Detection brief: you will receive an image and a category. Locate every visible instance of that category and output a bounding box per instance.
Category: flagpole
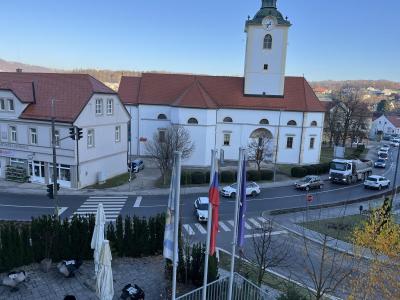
[202,149,216,300]
[172,151,182,300]
[228,147,244,299]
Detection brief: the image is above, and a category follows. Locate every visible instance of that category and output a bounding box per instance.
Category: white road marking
[248,218,261,228]
[73,196,127,222]
[244,230,288,239]
[133,196,143,208]
[57,207,68,216]
[244,221,252,230]
[183,224,195,235]
[227,220,235,227]
[194,223,207,234]
[87,196,128,199]
[257,216,267,223]
[219,221,231,232]
[0,204,58,209]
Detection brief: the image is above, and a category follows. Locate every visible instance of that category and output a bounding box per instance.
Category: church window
[286,137,294,149]
[223,117,233,123]
[311,121,318,127]
[223,134,231,146]
[263,34,272,49]
[310,137,315,149]
[157,114,167,120]
[188,118,198,124]
[287,120,297,126]
[263,64,269,70]
[158,130,166,143]
[260,119,269,125]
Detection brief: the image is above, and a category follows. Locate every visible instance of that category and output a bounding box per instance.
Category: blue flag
[237,158,247,248]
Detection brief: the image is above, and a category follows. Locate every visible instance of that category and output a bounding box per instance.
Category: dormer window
[8,99,14,111]
[263,34,272,49]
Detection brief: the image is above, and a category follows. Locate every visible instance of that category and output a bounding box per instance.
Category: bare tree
[300,233,355,300]
[244,219,289,286]
[248,135,272,172]
[145,125,194,184]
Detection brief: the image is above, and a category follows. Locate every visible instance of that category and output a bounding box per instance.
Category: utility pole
[391,146,400,209]
[51,99,59,216]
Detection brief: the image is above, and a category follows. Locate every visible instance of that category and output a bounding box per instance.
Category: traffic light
[69,127,76,140]
[77,127,83,140]
[46,184,54,199]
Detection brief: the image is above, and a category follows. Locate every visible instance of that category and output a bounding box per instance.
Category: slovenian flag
[209,164,219,256]
[237,158,247,248]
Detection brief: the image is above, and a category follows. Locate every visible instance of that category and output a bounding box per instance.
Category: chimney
[16,68,22,73]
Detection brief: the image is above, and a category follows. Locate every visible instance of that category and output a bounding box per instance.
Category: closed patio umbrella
[91,203,106,276]
[96,240,114,300]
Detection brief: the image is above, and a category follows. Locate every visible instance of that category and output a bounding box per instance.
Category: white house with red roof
[118,0,325,167]
[0,72,130,188]
[371,114,400,137]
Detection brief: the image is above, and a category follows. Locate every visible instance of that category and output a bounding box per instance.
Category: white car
[378,147,389,156]
[381,144,390,150]
[364,175,390,190]
[391,138,400,147]
[194,197,209,222]
[221,182,261,198]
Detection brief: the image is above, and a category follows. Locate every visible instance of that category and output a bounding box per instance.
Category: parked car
[294,175,324,191]
[364,175,390,190]
[131,159,144,173]
[378,152,389,160]
[381,144,390,150]
[374,159,387,168]
[194,197,209,222]
[220,182,261,198]
[391,138,400,147]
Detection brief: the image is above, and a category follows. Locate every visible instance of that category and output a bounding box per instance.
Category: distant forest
[310,80,400,91]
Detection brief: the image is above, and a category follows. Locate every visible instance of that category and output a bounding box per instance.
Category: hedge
[290,163,330,178]
[291,167,308,178]
[0,214,165,273]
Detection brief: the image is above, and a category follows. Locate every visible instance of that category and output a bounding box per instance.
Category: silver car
[295,175,324,191]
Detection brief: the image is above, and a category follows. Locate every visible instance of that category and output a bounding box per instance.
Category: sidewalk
[264,198,386,259]
[0,175,323,196]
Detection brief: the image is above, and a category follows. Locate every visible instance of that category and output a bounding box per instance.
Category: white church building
[118,0,325,167]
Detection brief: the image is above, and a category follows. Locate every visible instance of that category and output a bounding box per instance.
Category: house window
[54,130,60,147]
[286,137,294,149]
[87,129,95,148]
[157,114,167,120]
[310,137,315,149]
[95,99,103,115]
[223,117,233,123]
[263,34,272,49]
[106,99,114,115]
[30,128,38,145]
[223,133,231,146]
[311,121,318,127]
[158,130,166,143]
[287,120,297,126]
[263,64,269,70]
[9,126,17,143]
[188,118,198,124]
[260,119,269,125]
[0,99,5,111]
[8,99,14,111]
[115,126,121,142]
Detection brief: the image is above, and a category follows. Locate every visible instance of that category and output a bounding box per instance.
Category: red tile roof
[387,115,400,128]
[118,73,325,112]
[0,72,115,123]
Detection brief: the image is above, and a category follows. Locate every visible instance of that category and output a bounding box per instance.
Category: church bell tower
[244,0,291,96]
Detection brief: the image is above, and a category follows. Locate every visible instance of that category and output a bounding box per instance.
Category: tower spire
[262,0,277,8]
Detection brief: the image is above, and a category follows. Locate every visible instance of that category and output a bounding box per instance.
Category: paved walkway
[265,198,387,259]
[0,257,167,300]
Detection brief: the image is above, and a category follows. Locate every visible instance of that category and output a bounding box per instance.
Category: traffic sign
[307,194,313,202]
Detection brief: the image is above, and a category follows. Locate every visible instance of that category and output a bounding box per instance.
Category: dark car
[294,175,324,191]
[131,159,144,173]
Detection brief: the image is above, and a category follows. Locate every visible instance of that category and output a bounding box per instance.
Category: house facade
[370,114,400,138]
[0,73,130,188]
[118,0,325,166]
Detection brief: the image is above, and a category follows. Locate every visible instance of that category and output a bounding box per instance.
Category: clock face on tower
[262,17,275,31]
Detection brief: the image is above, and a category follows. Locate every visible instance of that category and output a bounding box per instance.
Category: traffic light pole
[51,99,59,217]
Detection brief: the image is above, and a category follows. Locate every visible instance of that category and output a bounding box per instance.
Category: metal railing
[176,272,270,300]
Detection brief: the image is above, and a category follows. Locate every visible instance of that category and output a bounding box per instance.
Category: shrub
[291,167,307,178]
[357,144,366,152]
[181,170,192,185]
[260,169,274,181]
[191,171,206,185]
[303,165,316,175]
[220,170,236,183]
[277,285,308,300]
[247,170,261,181]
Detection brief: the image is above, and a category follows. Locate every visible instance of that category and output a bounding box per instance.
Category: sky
[0,0,399,82]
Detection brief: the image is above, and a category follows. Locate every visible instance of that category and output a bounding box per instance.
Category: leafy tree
[377,99,391,113]
[350,205,400,299]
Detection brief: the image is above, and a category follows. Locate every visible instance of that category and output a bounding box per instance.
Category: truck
[329,159,373,184]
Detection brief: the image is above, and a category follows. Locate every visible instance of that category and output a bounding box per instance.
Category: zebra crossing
[73,196,128,222]
[183,216,273,237]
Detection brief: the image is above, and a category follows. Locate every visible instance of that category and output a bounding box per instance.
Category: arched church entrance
[249,128,274,162]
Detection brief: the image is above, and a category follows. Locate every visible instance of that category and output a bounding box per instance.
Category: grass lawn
[300,214,368,243]
[86,172,131,189]
[218,250,312,299]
